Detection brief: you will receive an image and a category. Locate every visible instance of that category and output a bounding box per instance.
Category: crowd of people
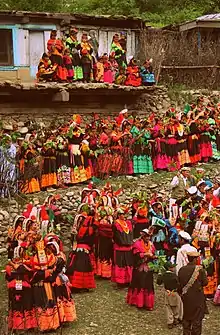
[37,27,156,86]
[0,96,219,197]
[6,167,220,333]
[6,195,76,332]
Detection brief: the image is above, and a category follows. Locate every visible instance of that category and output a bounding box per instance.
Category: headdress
[35,240,47,267]
[152,217,166,228]
[13,215,25,230]
[46,241,60,256]
[120,108,128,115]
[22,218,33,232]
[73,114,81,125]
[117,205,129,215]
[13,246,22,260]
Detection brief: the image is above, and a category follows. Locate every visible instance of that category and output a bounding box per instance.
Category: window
[0,29,13,66]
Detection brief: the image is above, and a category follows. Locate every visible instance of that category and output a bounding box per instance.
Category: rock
[126,176,138,181]
[148,184,158,189]
[18,127,29,134]
[11,213,17,220]
[8,199,17,206]
[63,246,69,253]
[18,121,25,127]
[89,322,98,327]
[61,208,68,214]
[0,248,7,254]
[0,214,3,221]
[0,210,10,220]
[126,176,134,180]
[0,237,4,242]
[62,201,71,207]
[66,192,74,197]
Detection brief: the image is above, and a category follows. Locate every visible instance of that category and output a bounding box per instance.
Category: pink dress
[103,61,113,83]
[127,239,155,309]
[214,286,220,305]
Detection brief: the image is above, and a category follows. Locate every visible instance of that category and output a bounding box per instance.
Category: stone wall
[0,86,169,127]
[1,86,220,129]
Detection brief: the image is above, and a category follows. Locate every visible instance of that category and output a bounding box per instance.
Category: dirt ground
[0,272,219,335]
[68,279,219,335]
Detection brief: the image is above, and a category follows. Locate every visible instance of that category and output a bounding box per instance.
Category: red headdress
[22,203,33,218]
[72,114,82,125]
[40,206,49,221]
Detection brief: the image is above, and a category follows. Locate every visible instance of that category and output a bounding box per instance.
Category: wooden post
[156,47,165,85]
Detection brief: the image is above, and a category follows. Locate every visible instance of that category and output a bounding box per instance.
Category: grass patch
[0,276,219,335]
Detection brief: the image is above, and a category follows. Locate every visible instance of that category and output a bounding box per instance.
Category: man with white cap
[176,231,197,274]
[196,180,206,200]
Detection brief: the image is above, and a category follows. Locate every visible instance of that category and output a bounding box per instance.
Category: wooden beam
[197,21,220,29]
[179,21,197,32]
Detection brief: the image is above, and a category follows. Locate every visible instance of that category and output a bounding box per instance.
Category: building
[0,10,144,82]
[142,14,220,89]
[178,13,220,32]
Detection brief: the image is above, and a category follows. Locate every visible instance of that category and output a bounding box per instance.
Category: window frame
[0,28,13,66]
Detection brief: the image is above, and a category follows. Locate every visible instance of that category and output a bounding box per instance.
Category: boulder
[0,210,10,220]
[0,248,7,254]
[66,192,74,198]
[148,184,158,189]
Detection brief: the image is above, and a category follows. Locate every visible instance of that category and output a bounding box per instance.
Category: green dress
[131,127,154,174]
[110,42,126,68]
[65,37,83,80]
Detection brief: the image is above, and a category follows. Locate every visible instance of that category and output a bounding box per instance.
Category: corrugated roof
[197,13,220,21]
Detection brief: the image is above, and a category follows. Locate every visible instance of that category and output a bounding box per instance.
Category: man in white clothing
[176,231,198,274]
[169,167,191,220]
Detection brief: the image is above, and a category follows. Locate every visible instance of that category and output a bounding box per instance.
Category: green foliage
[148,255,167,273]
[1,0,220,25]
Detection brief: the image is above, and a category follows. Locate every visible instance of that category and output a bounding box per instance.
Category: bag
[182,265,202,295]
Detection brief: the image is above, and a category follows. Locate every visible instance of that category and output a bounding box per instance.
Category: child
[115,67,126,85]
[140,59,156,86]
[157,261,183,329]
[109,52,118,82]
[214,284,220,305]
[103,53,113,84]
[96,56,104,82]
[63,48,74,82]
[80,33,93,83]
[125,57,141,87]
[37,53,56,82]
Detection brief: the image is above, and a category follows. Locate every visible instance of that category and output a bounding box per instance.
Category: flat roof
[0,10,145,29]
